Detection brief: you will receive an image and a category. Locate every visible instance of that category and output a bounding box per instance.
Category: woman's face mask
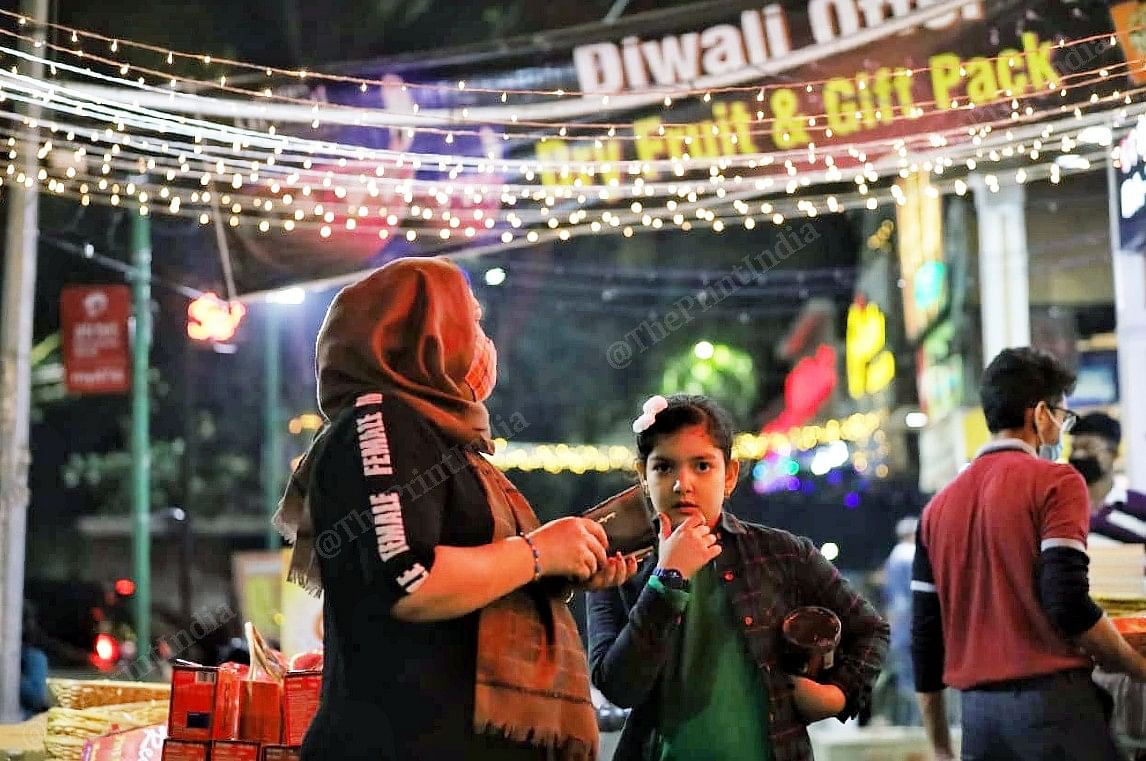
[465,334,498,402]
[463,295,497,402]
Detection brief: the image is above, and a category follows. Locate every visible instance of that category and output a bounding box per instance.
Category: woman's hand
[790,676,846,723]
[579,552,641,591]
[527,517,609,581]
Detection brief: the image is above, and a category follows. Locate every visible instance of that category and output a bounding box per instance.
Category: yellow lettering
[856,72,877,128]
[929,53,962,109]
[893,68,915,117]
[535,141,568,186]
[663,126,688,159]
[995,48,1028,95]
[872,68,896,124]
[726,101,759,152]
[770,87,809,147]
[570,144,595,187]
[1022,32,1057,90]
[964,57,998,105]
[633,116,665,177]
[596,140,623,185]
[682,123,703,158]
[695,121,721,158]
[711,102,738,155]
[823,78,858,136]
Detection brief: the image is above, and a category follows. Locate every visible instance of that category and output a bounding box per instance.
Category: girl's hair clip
[632,395,669,433]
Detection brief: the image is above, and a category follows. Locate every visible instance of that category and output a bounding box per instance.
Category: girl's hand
[790,676,845,723]
[656,510,720,579]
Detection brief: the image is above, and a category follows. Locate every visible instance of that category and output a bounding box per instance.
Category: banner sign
[227,0,1125,294]
[1118,113,1146,253]
[61,285,132,395]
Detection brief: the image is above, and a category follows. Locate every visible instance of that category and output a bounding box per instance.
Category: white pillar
[969,174,1031,365]
[1110,158,1146,490]
[0,0,46,723]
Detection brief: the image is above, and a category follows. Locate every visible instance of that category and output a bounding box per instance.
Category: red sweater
[915,441,1093,690]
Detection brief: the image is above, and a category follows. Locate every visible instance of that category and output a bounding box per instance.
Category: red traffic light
[114,578,136,596]
[187,292,246,342]
[94,632,120,664]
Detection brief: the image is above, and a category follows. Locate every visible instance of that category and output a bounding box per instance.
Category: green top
[653,564,772,761]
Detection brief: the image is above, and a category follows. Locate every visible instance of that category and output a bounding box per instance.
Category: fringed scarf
[273,257,596,760]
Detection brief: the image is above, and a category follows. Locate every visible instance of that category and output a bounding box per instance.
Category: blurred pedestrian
[883,516,919,726]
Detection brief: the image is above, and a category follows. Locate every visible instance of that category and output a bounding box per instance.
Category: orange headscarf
[274,256,492,594]
[316,256,493,452]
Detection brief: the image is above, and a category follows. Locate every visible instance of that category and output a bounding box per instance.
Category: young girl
[588,394,888,761]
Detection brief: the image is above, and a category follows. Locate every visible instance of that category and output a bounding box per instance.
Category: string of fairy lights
[0,12,1138,261]
[285,410,887,474]
[3,28,1129,142]
[7,30,1137,156]
[0,11,1137,147]
[0,3,1023,103]
[0,37,1135,172]
[3,39,1134,179]
[0,4,1129,133]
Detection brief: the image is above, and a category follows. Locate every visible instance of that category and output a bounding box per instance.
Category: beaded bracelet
[519,532,543,582]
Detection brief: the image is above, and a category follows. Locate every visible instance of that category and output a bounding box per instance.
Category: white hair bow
[632,395,669,433]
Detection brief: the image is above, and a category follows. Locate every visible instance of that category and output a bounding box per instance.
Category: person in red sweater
[911,347,1146,760]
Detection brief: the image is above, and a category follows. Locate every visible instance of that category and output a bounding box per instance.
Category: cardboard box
[239,680,282,745]
[282,671,321,746]
[161,739,210,761]
[168,664,242,741]
[82,725,167,761]
[261,746,301,761]
[211,740,261,761]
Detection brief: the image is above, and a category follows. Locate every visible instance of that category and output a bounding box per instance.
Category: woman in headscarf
[275,257,637,761]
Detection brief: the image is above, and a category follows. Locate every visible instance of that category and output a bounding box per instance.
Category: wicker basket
[46,679,170,710]
[1096,597,1146,620]
[43,700,168,761]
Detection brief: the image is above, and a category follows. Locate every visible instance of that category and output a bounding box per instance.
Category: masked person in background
[1070,412,1146,544]
[275,257,637,761]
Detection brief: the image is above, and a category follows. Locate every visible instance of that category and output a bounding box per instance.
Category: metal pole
[603,0,631,23]
[262,306,282,550]
[0,0,47,723]
[1109,148,1146,490]
[131,201,152,656]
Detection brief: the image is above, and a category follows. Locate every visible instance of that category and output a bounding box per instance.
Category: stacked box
[212,740,262,761]
[261,746,301,761]
[167,665,241,742]
[282,672,321,746]
[238,681,282,745]
[161,739,210,761]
